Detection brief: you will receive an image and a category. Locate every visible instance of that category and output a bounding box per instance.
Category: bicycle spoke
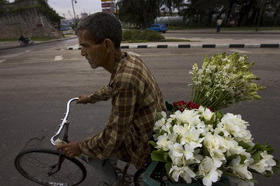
[15,149,86,186]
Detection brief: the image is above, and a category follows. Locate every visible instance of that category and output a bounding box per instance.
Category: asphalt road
[0,40,279,185]
[163,31,280,45]
[164,30,280,39]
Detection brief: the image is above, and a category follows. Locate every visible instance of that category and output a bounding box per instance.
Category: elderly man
[58,12,166,185]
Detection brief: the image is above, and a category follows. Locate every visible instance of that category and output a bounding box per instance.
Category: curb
[66,43,280,50]
[0,36,77,51]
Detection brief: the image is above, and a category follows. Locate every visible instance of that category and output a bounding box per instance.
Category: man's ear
[103,39,114,53]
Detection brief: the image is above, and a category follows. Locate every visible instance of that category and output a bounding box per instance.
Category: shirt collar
[109,52,128,87]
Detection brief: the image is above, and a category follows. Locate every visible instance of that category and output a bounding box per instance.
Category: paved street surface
[164,31,280,45]
[0,39,279,185]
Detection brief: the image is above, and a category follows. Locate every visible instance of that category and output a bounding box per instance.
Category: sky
[8,0,103,19]
[48,0,102,19]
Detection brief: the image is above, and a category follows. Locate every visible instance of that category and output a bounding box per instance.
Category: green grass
[123,29,165,42]
[168,25,280,31]
[165,38,190,42]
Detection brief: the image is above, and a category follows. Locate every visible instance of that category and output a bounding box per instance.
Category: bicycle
[14,98,146,186]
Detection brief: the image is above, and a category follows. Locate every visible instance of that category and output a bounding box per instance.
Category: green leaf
[165,162,172,174]
[171,119,177,126]
[240,155,247,164]
[176,135,182,143]
[170,126,174,134]
[151,150,169,163]
[227,154,239,163]
[215,111,224,121]
[238,141,254,152]
[163,152,171,162]
[253,143,274,154]
[272,159,280,175]
[252,152,262,163]
[156,112,163,120]
[165,101,174,111]
[202,146,210,156]
[148,140,156,148]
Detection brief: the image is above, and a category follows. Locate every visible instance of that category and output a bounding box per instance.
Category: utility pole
[71,0,77,23]
[71,0,78,33]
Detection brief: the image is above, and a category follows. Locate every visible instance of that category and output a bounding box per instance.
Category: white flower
[219,113,253,143]
[156,134,172,151]
[199,157,222,186]
[203,133,226,161]
[231,156,252,180]
[173,124,187,136]
[169,143,184,165]
[172,110,201,126]
[180,126,204,146]
[239,56,245,61]
[199,106,214,121]
[169,165,196,183]
[154,117,166,130]
[222,137,251,158]
[249,151,276,174]
[161,111,167,118]
[183,144,195,160]
[161,122,172,134]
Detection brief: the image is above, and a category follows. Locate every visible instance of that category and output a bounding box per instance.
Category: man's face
[78,30,107,69]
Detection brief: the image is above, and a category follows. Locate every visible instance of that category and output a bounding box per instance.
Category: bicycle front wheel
[15,148,87,186]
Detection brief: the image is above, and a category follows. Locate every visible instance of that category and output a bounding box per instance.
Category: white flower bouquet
[148,53,278,185]
[150,107,279,186]
[190,53,265,111]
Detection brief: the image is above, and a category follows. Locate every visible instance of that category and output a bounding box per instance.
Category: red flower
[173,101,187,111]
[173,101,187,107]
[186,101,200,110]
[208,107,214,112]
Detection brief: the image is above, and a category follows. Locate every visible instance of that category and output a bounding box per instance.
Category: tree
[180,0,229,26]
[118,0,161,28]
[0,0,9,15]
[270,0,280,26]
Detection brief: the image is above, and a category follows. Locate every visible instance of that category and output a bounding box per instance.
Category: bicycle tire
[15,148,87,186]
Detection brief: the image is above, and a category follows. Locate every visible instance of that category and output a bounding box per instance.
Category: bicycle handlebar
[50,97,79,146]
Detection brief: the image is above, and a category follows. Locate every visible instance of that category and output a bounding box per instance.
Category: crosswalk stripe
[54,55,63,61]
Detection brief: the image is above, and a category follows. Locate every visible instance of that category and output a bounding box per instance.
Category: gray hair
[77,12,122,49]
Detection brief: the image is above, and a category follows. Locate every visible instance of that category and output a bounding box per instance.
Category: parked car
[60,25,73,31]
[147,24,168,33]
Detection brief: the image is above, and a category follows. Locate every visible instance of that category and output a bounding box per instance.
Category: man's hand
[77,95,90,104]
[57,142,82,158]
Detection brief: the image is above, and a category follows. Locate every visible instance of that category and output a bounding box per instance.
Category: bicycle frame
[48,97,139,185]
[51,97,79,146]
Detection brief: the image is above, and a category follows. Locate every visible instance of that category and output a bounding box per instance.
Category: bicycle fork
[48,122,70,176]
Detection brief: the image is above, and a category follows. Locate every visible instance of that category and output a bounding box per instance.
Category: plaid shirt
[78,52,166,169]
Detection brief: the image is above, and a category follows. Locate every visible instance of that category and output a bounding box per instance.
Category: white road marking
[127,51,141,57]
[54,55,63,61]
[0,59,7,63]
[229,49,250,54]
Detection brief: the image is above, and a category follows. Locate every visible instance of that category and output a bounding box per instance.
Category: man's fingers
[77,95,90,104]
[57,143,69,150]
